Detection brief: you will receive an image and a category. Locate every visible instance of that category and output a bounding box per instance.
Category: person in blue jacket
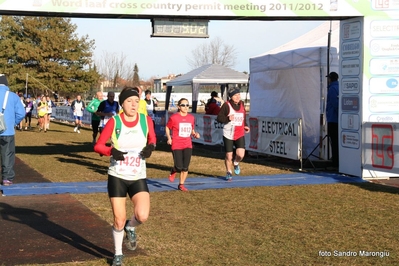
[95,91,119,133]
[326,72,339,168]
[0,75,25,186]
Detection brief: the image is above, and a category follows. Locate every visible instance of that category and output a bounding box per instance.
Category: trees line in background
[0,16,145,99]
[0,16,238,99]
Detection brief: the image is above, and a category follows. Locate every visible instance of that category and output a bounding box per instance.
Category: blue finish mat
[0,172,366,196]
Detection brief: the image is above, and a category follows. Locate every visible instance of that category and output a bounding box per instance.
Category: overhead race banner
[363,122,399,174]
[0,0,391,17]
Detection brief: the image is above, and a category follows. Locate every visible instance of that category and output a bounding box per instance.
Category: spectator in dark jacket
[326,71,339,168]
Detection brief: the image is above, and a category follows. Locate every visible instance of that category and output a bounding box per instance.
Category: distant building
[139,80,152,91]
[154,74,176,93]
[100,78,152,92]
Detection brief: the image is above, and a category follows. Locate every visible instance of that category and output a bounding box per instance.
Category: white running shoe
[77,130,80,134]
[74,127,77,132]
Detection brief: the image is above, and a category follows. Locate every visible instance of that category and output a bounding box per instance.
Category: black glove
[111,148,127,161]
[140,144,155,159]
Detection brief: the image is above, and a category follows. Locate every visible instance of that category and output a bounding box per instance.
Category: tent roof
[250,46,339,73]
[166,64,248,86]
[265,21,340,55]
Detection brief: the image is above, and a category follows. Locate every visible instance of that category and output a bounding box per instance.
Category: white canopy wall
[249,46,339,159]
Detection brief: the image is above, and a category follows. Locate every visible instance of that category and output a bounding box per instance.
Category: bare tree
[187,37,237,69]
[96,51,133,89]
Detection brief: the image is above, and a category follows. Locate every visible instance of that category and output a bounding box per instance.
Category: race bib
[101,115,112,127]
[114,150,143,175]
[75,110,83,117]
[231,113,244,126]
[178,122,192,138]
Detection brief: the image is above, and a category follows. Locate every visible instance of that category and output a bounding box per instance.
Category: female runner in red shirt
[165,98,200,191]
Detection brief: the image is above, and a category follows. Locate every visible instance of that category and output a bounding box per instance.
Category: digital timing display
[151,19,209,38]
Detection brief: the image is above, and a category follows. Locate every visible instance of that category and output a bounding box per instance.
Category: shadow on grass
[16,142,94,155]
[0,202,113,261]
[32,129,82,134]
[146,179,178,191]
[56,156,108,175]
[155,141,224,159]
[349,181,399,195]
[16,141,108,175]
[156,141,298,174]
[146,161,221,179]
[146,162,172,173]
[302,171,399,195]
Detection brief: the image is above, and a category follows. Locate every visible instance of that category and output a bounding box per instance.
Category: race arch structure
[1,0,398,179]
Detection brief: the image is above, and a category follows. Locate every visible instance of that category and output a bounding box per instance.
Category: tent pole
[327,21,332,75]
[165,86,172,111]
[221,84,226,99]
[326,21,333,161]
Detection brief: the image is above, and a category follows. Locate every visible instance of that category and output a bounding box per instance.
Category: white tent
[166,63,249,86]
[249,45,339,160]
[165,64,248,112]
[267,21,340,54]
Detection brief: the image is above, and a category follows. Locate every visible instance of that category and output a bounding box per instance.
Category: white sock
[112,226,124,255]
[127,216,142,228]
[233,161,239,166]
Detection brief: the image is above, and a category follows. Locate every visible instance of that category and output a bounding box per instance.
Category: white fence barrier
[190,114,303,160]
[38,106,303,165]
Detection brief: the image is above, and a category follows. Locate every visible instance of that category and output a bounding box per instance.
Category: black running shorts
[107,175,149,198]
[223,136,245,153]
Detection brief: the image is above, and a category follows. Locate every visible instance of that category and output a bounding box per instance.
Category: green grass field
[12,119,399,266]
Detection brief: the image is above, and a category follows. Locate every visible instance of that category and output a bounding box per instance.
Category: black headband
[119,88,139,104]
